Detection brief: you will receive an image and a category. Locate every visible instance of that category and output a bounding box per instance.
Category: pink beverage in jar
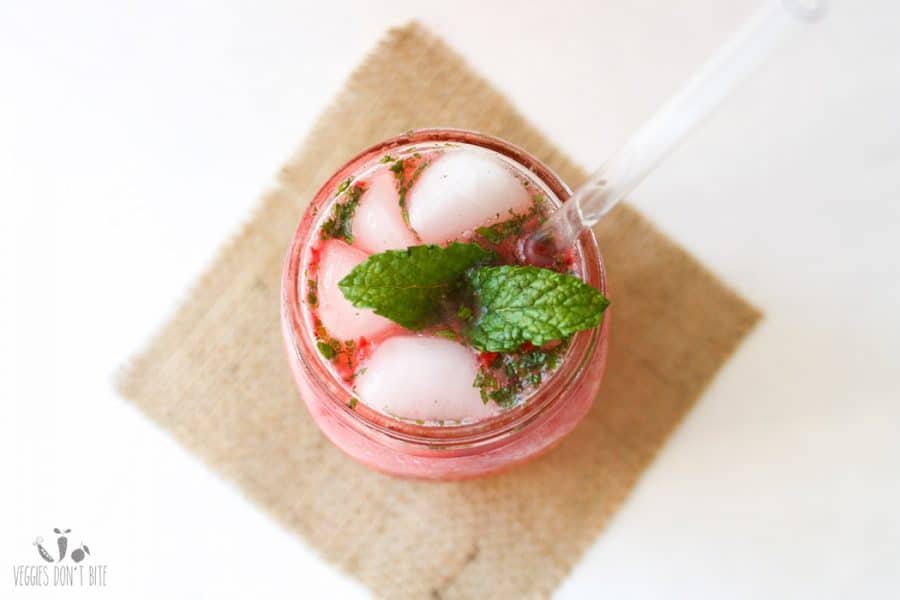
[281,129,609,479]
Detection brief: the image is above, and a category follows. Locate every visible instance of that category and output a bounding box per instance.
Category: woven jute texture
[118,23,761,599]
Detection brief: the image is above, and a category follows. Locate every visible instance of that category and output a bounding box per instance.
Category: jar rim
[281,128,609,449]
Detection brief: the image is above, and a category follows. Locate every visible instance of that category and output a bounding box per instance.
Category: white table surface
[2,1,898,598]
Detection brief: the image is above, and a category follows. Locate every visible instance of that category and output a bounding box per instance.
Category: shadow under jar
[281,129,610,479]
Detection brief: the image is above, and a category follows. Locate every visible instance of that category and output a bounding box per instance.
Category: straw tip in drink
[518,232,559,266]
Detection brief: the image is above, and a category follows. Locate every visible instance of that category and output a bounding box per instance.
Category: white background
[2,0,898,598]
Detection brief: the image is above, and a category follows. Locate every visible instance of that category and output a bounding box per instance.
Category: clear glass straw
[524,0,827,261]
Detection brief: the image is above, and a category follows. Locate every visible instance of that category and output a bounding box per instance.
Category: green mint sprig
[466,266,608,351]
[338,242,608,350]
[338,243,492,329]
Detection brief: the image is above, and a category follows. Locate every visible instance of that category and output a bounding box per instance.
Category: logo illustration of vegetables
[70,544,91,563]
[33,528,90,563]
[53,528,71,561]
[33,537,55,563]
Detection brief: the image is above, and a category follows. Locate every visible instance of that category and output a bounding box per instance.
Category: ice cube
[351,170,418,253]
[313,239,396,341]
[356,336,496,422]
[407,148,532,243]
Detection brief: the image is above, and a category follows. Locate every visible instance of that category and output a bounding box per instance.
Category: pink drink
[281,129,609,479]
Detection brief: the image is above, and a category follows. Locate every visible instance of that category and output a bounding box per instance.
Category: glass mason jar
[281,129,610,479]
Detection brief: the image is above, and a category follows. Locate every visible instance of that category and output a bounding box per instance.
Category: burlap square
[118,23,761,599]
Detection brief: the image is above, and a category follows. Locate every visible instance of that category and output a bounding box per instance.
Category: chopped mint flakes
[321,183,363,243]
[473,369,513,406]
[475,194,548,244]
[316,340,338,360]
[473,343,568,408]
[475,211,528,243]
[306,278,318,306]
[335,177,352,195]
[433,328,459,340]
[383,154,429,230]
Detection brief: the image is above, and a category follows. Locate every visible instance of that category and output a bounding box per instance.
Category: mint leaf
[338,243,492,329]
[466,266,608,352]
